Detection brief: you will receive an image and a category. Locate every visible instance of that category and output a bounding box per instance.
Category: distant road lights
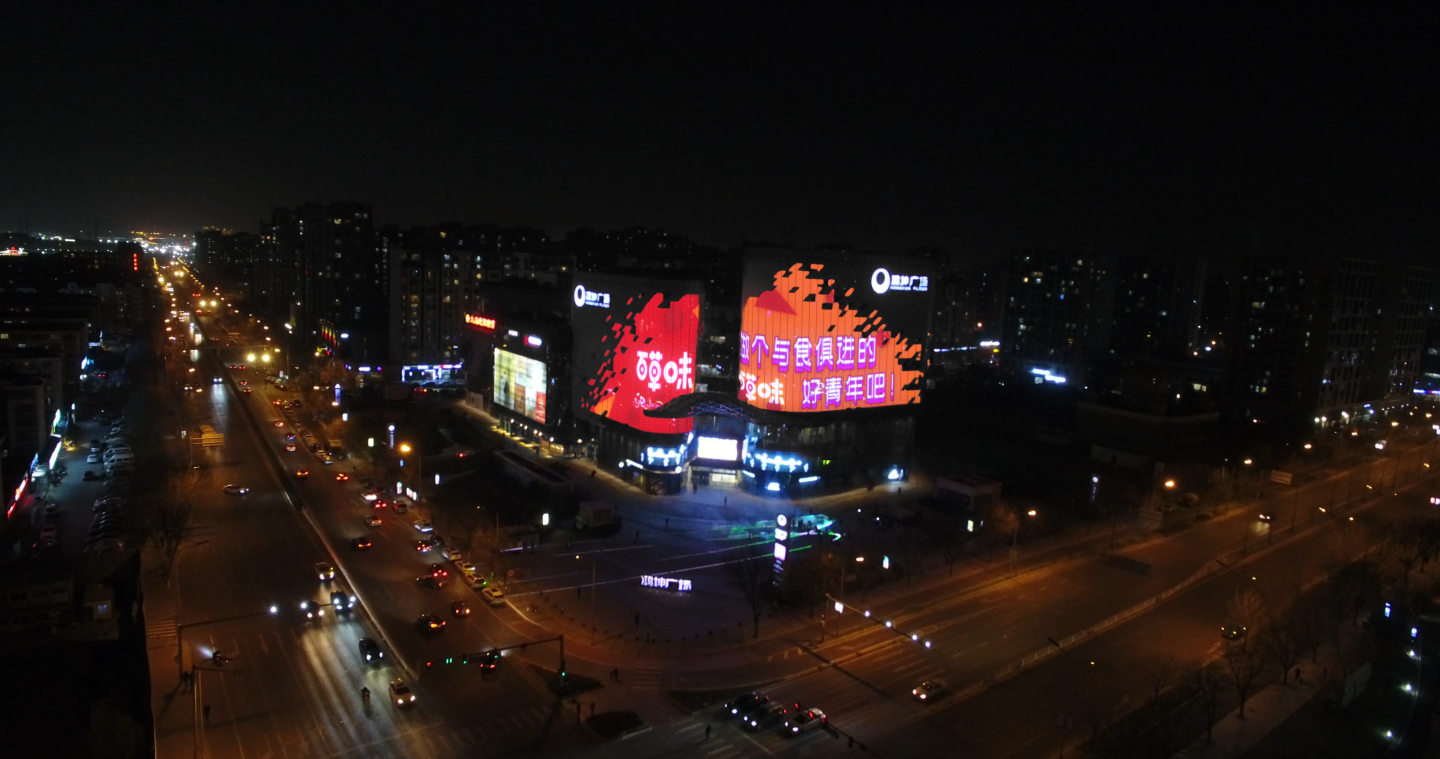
[1163,480,1176,489]
[834,601,844,614]
[1304,443,1313,449]
[1243,459,1253,466]
[924,640,932,649]
[885,620,893,628]
[910,633,919,641]
[246,353,256,362]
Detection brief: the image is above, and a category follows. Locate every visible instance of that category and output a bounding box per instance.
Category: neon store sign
[739,263,924,412]
[465,313,497,332]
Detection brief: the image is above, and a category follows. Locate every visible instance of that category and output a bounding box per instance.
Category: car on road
[295,469,310,479]
[443,547,463,561]
[475,650,500,669]
[330,590,357,612]
[87,453,100,463]
[912,679,946,701]
[452,601,471,617]
[425,564,449,578]
[388,679,415,707]
[286,443,297,452]
[413,519,433,533]
[393,501,408,514]
[352,536,373,550]
[416,614,446,633]
[94,497,123,511]
[481,587,506,607]
[285,433,296,440]
[364,515,383,527]
[241,388,251,394]
[726,692,769,718]
[414,538,436,552]
[43,502,59,517]
[372,499,389,510]
[335,472,350,482]
[1221,623,1247,641]
[222,484,249,495]
[359,637,384,663]
[319,452,334,465]
[784,707,827,735]
[746,702,788,730]
[272,420,285,427]
[361,487,381,501]
[417,575,448,590]
[1257,512,1273,522]
[83,470,102,481]
[299,600,325,619]
[315,562,336,581]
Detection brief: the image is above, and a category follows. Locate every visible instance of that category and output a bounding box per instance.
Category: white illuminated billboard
[696,436,739,461]
[493,348,548,424]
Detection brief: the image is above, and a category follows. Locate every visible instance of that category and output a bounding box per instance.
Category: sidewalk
[1174,661,1328,759]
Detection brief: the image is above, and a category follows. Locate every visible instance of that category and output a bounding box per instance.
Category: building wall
[1000,249,1108,384]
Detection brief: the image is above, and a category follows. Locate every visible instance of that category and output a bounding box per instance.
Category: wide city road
[151,299,593,759]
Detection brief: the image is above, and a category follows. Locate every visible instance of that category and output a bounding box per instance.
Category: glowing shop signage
[870,267,929,294]
[465,313,497,332]
[640,575,692,591]
[573,284,611,309]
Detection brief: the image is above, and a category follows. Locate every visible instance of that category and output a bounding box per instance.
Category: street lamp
[1010,509,1037,574]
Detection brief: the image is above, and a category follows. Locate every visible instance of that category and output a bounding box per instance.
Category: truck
[575,500,616,530]
[326,438,346,459]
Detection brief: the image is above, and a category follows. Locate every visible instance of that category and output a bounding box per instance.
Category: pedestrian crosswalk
[630,659,662,690]
[146,619,177,639]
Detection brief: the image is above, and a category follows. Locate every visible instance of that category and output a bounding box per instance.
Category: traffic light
[461,654,469,665]
[559,659,567,679]
[425,661,433,669]
[444,656,455,665]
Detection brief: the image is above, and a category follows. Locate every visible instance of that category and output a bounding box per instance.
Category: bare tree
[730,546,774,638]
[928,518,972,576]
[1188,663,1225,744]
[1136,655,1179,707]
[1227,589,1268,650]
[147,487,194,588]
[889,528,929,585]
[1257,620,1304,684]
[1224,648,1269,719]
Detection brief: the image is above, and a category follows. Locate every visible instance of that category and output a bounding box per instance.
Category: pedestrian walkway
[629,659,663,691]
[1173,661,1325,759]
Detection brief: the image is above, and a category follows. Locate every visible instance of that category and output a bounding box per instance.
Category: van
[106,453,135,467]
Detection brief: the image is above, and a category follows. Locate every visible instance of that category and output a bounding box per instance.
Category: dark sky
[4,3,1437,263]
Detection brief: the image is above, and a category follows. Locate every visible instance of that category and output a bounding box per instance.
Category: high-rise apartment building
[1000,250,1108,385]
[193,228,260,295]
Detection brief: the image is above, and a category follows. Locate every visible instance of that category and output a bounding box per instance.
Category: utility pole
[589,561,597,646]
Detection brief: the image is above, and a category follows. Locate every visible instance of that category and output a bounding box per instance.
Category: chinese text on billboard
[739,258,927,412]
[573,277,701,434]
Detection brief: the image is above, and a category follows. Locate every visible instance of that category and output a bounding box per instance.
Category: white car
[87,453,100,463]
[912,680,946,701]
[389,679,416,707]
[442,547,463,561]
[315,562,336,581]
[413,520,433,533]
[481,587,506,607]
[222,484,250,495]
[784,707,827,735]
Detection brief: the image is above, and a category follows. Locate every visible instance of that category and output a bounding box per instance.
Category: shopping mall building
[468,250,932,496]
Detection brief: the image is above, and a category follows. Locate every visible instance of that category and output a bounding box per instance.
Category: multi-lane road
[150,308,590,758]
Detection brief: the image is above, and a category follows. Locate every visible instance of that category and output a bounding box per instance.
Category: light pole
[1010,509,1037,575]
[400,443,423,502]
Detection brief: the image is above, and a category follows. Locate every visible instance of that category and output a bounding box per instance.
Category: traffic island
[586,710,648,739]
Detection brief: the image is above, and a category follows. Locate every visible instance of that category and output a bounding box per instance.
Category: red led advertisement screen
[572,275,703,434]
[739,253,930,412]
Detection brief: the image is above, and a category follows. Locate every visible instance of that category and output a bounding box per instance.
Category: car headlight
[409,695,415,701]
[366,654,371,660]
[920,693,927,699]
[396,699,403,705]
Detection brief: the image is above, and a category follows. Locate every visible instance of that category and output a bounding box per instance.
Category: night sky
[5,3,1437,262]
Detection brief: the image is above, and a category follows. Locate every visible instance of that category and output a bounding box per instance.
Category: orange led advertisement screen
[739,253,930,412]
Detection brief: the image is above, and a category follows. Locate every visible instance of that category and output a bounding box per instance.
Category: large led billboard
[571,274,702,434]
[739,252,930,412]
[493,348,547,424]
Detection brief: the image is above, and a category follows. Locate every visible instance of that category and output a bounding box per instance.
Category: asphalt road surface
[156,310,589,759]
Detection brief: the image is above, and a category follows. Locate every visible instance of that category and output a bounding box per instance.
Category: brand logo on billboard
[573,284,611,308]
[870,268,929,294]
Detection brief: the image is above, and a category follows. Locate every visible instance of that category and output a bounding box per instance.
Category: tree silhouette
[730,545,774,638]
